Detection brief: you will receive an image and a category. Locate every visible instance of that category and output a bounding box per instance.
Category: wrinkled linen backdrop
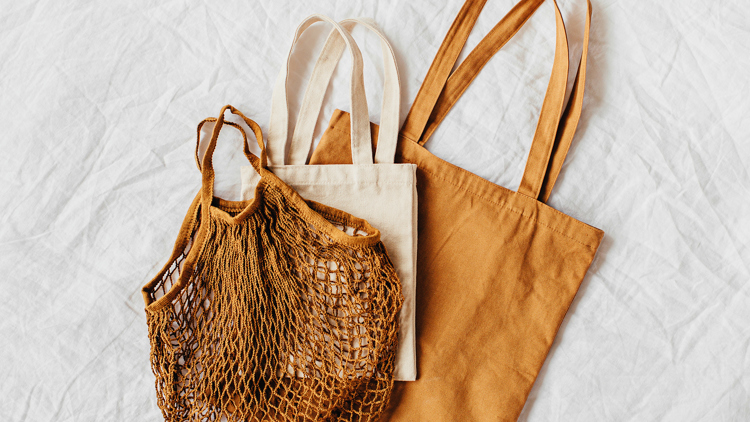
[1,0,748,420]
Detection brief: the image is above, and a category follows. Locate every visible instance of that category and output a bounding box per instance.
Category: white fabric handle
[291,18,401,164]
[268,14,372,166]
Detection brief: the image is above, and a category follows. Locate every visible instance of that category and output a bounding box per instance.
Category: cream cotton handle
[291,18,401,164]
[267,14,372,165]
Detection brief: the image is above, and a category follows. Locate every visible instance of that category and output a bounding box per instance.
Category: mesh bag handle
[198,105,266,216]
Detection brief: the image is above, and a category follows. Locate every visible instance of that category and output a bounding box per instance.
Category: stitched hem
[414,163,601,251]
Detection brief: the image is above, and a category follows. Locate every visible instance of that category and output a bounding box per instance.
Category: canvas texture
[241,17,419,381]
[308,0,603,420]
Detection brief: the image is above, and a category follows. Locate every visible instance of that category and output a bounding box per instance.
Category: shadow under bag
[142,105,402,421]
[309,0,603,420]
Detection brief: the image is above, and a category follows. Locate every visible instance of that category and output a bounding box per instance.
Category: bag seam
[324,121,600,242]
[414,165,599,251]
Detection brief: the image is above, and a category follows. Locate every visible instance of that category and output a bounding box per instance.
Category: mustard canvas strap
[418,0,591,202]
[294,18,401,164]
[514,0,569,200]
[416,0,545,145]
[399,0,489,143]
[538,0,592,202]
[399,0,591,202]
[267,15,372,165]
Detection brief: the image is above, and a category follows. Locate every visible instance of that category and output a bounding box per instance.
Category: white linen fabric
[240,16,418,381]
[1,0,749,420]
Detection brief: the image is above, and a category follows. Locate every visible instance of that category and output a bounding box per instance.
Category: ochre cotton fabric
[142,105,403,421]
[309,0,603,420]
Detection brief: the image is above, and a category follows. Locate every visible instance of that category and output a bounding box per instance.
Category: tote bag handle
[199,105,266,215]
[290,18,401,164]
[399,0,592,202]
[268,15,372,166]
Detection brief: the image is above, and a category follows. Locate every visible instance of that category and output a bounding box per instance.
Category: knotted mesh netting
[144,182,403,421]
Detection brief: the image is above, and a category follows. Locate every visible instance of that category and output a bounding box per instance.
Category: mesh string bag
[141,105,403,421]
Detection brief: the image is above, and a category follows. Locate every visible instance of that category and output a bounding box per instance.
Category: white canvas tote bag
[240,16,418,381]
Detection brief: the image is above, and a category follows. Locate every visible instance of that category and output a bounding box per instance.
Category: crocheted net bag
[141,105,403,421]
